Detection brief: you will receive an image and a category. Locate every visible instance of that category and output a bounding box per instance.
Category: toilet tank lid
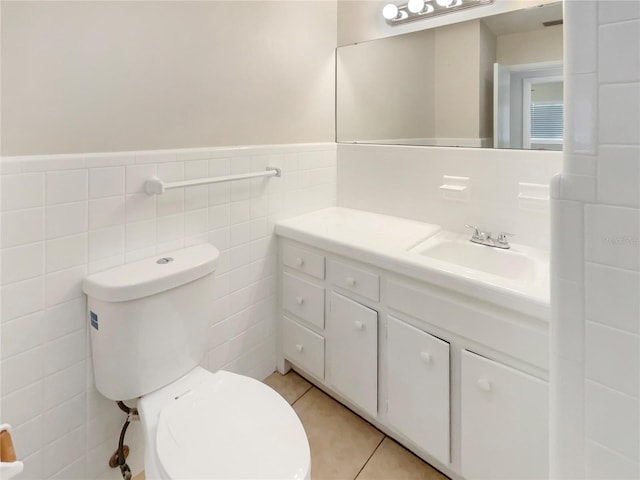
[83,244,219,303]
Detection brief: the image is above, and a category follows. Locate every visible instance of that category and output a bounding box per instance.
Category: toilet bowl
[82,244,310,480]
[139,367,310,480]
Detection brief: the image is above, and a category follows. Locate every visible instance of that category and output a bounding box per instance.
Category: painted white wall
[479,21,498,139]
[0,1,336,156]
[0,144,336,479]
[0,1,338,478]
[337,29,436,142]
[496,24,563,65]
[550,1,640,478]
[433,20,483,140]
[337,144,561,250]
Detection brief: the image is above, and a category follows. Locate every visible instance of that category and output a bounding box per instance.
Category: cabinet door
[461,350,549,480]
[328,292,378,417]
[387,316,450,465]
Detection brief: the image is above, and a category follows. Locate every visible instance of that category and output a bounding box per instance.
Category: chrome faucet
[465,225,513,249]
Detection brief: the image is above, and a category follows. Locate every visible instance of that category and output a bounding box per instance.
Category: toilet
[82,244,310,480]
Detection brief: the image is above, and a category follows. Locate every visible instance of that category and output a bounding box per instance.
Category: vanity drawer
[282,315,325,379]
[327,259,380,302]
[283,244,325,279]
[282,273,325,329]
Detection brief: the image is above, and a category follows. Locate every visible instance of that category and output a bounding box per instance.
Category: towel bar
[146,166,281,195]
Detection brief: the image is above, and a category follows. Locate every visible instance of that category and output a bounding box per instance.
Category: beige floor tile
[293,387,384,480]
[264,370,313,405]
[356,437,448,480]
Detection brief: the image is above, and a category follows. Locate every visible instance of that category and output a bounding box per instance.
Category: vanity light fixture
[382,3,408,20]
[407,0,433,14]
[382,0,494,25]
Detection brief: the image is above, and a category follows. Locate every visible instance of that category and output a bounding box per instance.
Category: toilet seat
[150,370,310,480]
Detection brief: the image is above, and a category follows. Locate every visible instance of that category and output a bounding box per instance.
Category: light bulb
[407,0,425,13]
[435,0,454,6]
[382,3,399,20]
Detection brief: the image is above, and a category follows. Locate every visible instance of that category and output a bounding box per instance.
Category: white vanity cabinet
[327,292,378,417]
[387,316,450,465]
[461,350,549,480]
[277,236,549,480]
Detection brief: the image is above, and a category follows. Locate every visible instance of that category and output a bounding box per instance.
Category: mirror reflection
[336,2,563,150]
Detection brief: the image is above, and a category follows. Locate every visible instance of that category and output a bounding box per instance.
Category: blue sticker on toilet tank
[90,311,99,330]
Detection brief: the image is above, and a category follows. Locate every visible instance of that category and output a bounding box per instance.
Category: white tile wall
[565,0,597,75]
[565,73,598,155]
[598,0,640,25]
[599,83,640,145]
[598,19,640,83]
[47,202,88,239]
[585,262,640,334]
[551,199,585,282]
[89,167,125,199]
[564,153,598,177]
[337,144,562,250]
[585,204,640,270]
[1,243,44,285]
[551,278,584,362]
[550,355,585,479]
[0,142,336,479]
[1,174,45,210]
[551,1,640,477]
[598,145,640,207]
[586,380,639,462]
[586,321,639,397]
[1,208,44,248]
[586,440,640,480]
[558,174,597,203]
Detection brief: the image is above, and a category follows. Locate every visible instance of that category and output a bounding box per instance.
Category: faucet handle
[496,232,515,244]
[466,225,490,241]
[465,224,480,236]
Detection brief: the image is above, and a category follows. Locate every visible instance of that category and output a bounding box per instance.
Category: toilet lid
[155,370,310,480]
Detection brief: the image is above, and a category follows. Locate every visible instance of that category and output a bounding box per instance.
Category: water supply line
[110,401,138,480]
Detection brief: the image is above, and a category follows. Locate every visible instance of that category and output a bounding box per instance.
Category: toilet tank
[83,244,219,401]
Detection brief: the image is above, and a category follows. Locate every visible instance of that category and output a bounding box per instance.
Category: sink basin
[409,231,545,285]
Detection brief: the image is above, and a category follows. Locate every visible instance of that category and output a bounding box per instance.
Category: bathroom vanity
[276,208,549,480]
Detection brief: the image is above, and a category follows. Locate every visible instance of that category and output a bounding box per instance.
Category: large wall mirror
[336,2,563,150]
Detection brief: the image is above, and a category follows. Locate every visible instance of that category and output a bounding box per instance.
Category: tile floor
[133,370,447,480]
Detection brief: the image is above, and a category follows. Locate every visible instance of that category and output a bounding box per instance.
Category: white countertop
[275,207,550,321]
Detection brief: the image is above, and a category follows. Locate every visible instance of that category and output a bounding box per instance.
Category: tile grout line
[352,435,386,480]
[286,379,388,480]
[291,383,314,406]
